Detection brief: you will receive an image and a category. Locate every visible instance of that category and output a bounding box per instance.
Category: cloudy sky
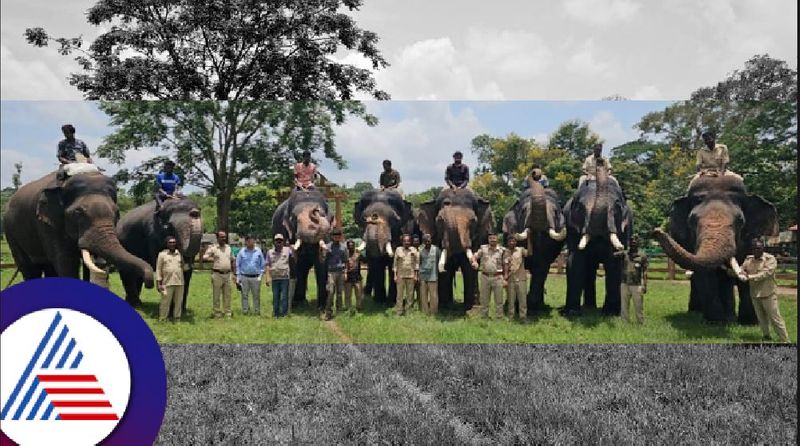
[1,101,670,192]
[1,0,797,100]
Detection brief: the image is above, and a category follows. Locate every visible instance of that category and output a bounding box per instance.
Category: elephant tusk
[685,269,694,278]
[578,234,590,250]
[293,240,302,251]
[466,248,475,262]
[609,233,625,251]
[549,228,567,241]
[385,242,394,257]
[515,228,529,240]
[81,249,105,274]
[438,249,447,273]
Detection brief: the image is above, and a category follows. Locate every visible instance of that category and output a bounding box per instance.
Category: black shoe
[559,307,582,317]
[762,335,772,342]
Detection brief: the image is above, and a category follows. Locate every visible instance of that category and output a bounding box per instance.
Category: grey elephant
[416,188,494,311]
[354,189,414,305]
[271,189,333,309]
[3,171,154,286]
[116,198,202,307]
[502,180,567,314]
[654,175,778,323]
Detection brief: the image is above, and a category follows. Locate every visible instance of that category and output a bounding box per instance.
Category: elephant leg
[563,251,583,313]
[528,264,548,314]
[439,257,455,309]
[368,259,386,304]
[363,269,373,297]
[120,270,144,306]
[42,265,58,278]
[736,281,758,325]
[460,255,477,311]
[386,257,397,306]
[182,269,193,313]
[719,275,736,323]
[19,266,44,281]
[602,258,622,316]
[314,256,328,311]
[583,262,597,309]
[688,275,702,313]
[294,258,312,307]
[701,270,728,323]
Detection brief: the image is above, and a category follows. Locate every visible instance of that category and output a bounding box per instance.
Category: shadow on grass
[664,311,738,339]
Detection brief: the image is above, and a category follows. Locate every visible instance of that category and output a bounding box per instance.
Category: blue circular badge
[0,278,166,445]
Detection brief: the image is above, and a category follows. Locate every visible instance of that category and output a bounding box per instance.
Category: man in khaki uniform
[578,143,618,188]
[393,235,419,316]
[617,237,648,323]
[471,233,506,319]
[202,231,236,318]
[739,239,790,343]
[503,237,528,320]
[690,128,742,187]
[418,234,440,315]
[156,236,185,322]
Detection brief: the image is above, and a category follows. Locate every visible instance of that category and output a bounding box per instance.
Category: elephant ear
[502,210,519,235]
[36,178,64,229]
[743,194,779,239]
[668,196,692,249]
[476,201,495,246]
[417,201,438,241]
[401,200,414,226]
[353,197,368,228]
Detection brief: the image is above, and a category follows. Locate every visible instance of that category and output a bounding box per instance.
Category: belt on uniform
[241,274,259,278]
[212,269,231,274]
[481,271,503,277]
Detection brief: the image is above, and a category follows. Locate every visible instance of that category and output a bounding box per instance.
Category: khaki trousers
[506,279,527,319]
[212,271,233,318]
[752,294,790,343]
[159,285,184,321]
[420,281,439,315]
[620,283,644,323]
[479,274,505,318]
[326,271,346,314]
[395,277,416,314]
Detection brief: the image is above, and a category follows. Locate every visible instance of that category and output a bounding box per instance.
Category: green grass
[2,267,795,344]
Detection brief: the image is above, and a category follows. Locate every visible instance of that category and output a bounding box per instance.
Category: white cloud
[0,149,55,187]
[563,0,641,25]
[589,110,633,150]
[373,38,504,100]
[0,43,81,100]
[566,40,609,76]
[464,28,552,80]
[631,85,662,100]
[320,103,487,192]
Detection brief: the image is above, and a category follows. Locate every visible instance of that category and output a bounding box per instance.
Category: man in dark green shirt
[616,237,648,323]
[379,160,402,191]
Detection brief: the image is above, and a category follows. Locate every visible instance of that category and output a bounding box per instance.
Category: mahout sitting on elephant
[353,188,414,306]
[416,188,493,312]
[3,170,154,287]
[271,188,333,309]
[117,197,202,307]
[562,163,633,316]
[654,174,778,323]
[502,178,567,314]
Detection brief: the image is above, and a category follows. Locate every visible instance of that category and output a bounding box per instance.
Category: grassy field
[157,344,797,444]
[2,267,795,344]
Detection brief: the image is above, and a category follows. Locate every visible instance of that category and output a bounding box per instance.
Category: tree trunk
[216,189,233,232]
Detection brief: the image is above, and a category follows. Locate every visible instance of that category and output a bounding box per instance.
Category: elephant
[353,189,414,305]
[3,171,154,287]
[417,188,494,311]
[562,164,633,316]
[502,180,567,314]
[116,198,203,307]
[653,174,778,323]
[272,189,333,309]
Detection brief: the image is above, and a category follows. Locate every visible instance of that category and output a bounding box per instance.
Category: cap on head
[422,233,432,242]
[274,233,284,241]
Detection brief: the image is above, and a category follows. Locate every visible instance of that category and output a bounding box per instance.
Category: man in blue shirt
[155,160,183,211]
[236,234,266,316]
[57,124,93,165]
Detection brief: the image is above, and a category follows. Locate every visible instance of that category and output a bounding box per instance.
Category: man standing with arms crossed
[236,234,265,316]
[202,231,236,319]
[471,233,506,320]
[503,236,528,321]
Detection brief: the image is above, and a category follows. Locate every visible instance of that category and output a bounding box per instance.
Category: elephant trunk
[589,165,611,236]
[654,222,737,271]
[80,222,155,288]
[296,206,331,244]
[527,181,550,233]
[439,208,473,254]
[181,210,202,261]
[364,215,391,257]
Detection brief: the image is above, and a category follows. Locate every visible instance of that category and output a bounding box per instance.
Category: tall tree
[25,0,389,100]
[547,120,603,160]
[99,101,378,230]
